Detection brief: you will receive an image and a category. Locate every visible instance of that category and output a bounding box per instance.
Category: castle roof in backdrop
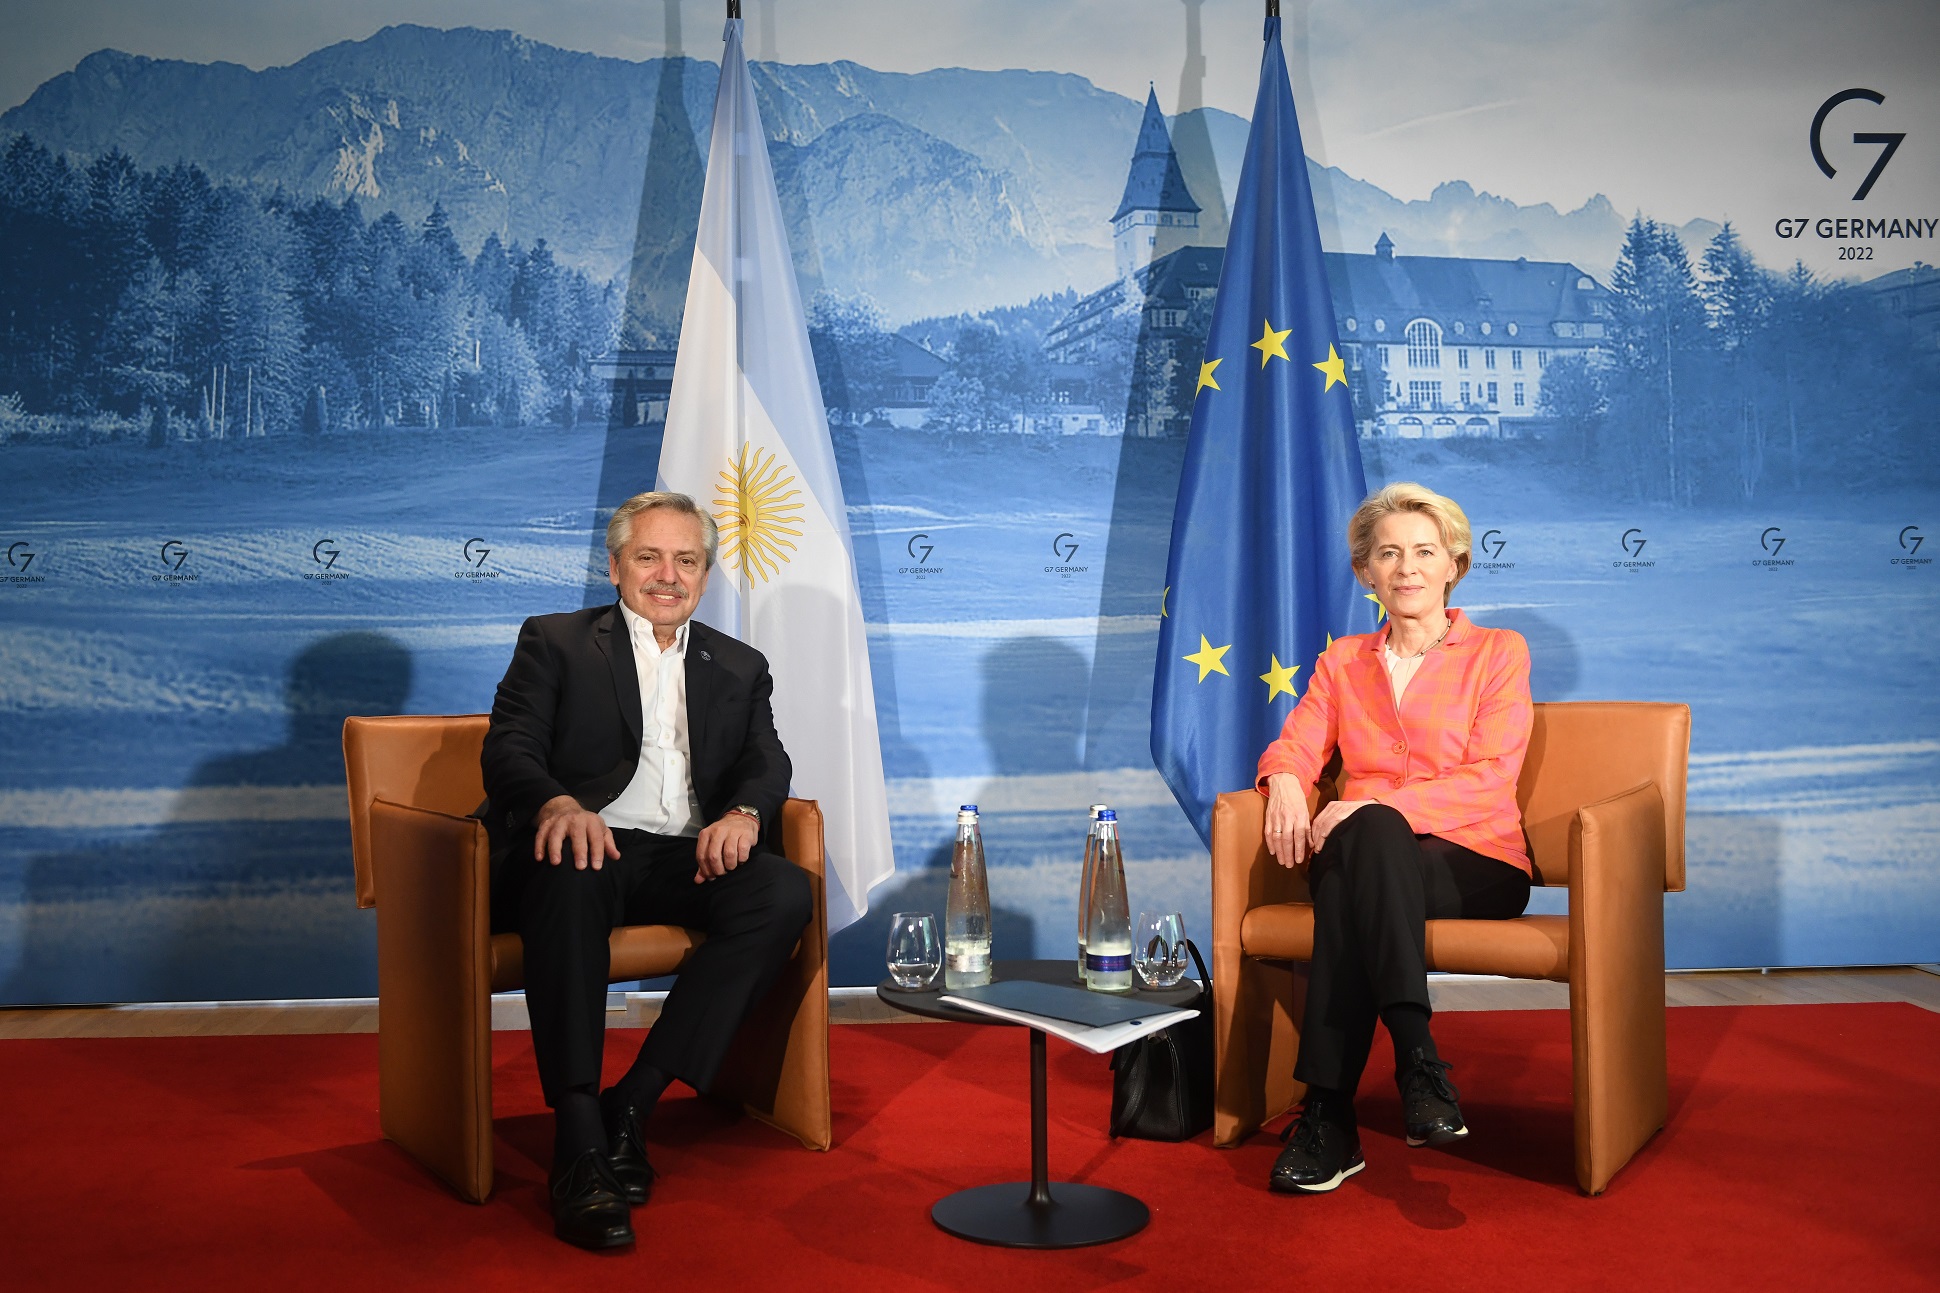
[1113,87,1202,223]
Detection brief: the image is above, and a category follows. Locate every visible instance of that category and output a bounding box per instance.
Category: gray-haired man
[481,491,808,1249]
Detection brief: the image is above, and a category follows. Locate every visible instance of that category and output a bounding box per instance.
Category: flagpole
[726,0,740,18]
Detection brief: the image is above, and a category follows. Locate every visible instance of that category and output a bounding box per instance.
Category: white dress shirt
[600,603,703,837]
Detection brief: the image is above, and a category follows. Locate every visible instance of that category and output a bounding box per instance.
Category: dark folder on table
[947,980,1176,1027]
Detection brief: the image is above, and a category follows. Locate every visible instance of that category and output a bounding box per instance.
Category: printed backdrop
[1,0,1936,1000]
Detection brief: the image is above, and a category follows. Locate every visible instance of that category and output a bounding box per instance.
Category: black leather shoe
[1397,1048,1468,1148]
[600,1091,657,1207]
[548,1149,635,1250]
[1269,1095,1364,1194]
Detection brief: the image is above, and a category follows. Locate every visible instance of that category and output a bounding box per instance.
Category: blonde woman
[1256,482,1534,1194]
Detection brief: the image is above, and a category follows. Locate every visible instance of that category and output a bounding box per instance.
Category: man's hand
[1309,798,1379,854]
[533,795,619,870]
[1263,773,1314,869]
[694,811,759,883]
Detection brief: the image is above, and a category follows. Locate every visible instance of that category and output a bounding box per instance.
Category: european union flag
[1151,15,1374,846]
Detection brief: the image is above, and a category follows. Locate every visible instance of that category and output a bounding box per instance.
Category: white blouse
[1382,645,1429,707]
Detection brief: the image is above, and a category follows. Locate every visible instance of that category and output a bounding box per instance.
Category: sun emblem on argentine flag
[714,444,806,583]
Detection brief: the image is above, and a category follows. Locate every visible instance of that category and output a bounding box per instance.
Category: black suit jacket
[480,603,792,862]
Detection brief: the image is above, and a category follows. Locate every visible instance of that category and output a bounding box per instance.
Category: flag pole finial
[1266,0,1280,16]
[727,0,741,19]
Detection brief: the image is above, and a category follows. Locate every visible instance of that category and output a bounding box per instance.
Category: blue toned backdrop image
[0,0,1935,1001]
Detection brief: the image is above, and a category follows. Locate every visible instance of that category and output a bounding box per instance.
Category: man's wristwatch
[725,804,761,826]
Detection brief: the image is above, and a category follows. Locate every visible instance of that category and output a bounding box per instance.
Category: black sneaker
[1268,1094,1365,1194]
[1396,1048,1468,1147]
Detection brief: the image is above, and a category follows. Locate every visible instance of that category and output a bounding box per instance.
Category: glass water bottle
[1076,803,1106,980]
[1082,809,1133,992]
[944,804,992,988]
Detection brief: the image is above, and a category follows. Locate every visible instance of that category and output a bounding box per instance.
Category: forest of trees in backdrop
[1537,217,1936,504]
[0,135,618,438]
[813,213,1938,502]
[2,129,1933,507]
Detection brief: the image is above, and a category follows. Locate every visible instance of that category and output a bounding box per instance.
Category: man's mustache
[639,582,686,596]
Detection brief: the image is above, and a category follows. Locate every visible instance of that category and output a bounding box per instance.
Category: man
[481,490,811,1250]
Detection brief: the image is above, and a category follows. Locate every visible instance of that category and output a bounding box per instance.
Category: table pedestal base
[878,969,1198,1252]
[930,1182,1149,1249]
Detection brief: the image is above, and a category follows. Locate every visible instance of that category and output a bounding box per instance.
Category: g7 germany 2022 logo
[1810,89,1903,201]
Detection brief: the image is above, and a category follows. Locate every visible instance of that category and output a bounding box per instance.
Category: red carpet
[3,1004,1935,1290]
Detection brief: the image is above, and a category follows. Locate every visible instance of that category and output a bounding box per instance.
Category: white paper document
[938,995,1200,1054]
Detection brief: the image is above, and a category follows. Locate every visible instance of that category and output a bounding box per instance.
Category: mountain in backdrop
[2,24,1704,324]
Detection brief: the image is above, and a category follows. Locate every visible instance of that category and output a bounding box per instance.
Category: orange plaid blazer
[1255,607,1533,874]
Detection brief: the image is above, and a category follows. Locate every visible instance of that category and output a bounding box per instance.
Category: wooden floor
[2,967,1936,1039]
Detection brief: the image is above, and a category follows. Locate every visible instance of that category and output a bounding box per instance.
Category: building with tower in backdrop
[1046,98,1615,440]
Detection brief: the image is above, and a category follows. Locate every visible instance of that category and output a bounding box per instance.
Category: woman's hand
[1263,774,1313,868]
[1309,799,1380,854]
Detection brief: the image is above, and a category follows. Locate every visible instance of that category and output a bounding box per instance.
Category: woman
[1257,482,1533,1195]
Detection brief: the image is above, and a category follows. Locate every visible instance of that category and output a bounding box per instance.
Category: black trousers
[1294,803,1531,1096]
[491,828,813,1107]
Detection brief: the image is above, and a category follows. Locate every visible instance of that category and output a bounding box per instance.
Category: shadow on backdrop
[824,636,1080,985]
[1080,305,1190,774]
[1,632,413,1004]
[1470,606,1581,702]
[581,3,839,600]
[1670,813,1782,970]
[1079,15,1241,775]
[584,0,708,605]
[828,424,933,788]
[1168,0,1232,250]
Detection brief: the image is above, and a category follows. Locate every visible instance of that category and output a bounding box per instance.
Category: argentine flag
[657,18,893,931]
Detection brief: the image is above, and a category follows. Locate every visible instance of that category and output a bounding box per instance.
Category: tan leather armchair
[1211,700,1689,1195]
[342,714,831,1204]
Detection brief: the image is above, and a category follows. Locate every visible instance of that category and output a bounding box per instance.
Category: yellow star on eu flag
[1196,358,1222,396]
[1258,655,1300,702]
[1251,319,1292,367]
[1312,344,1347,390]
[1183,635,1231,682]
[1364,591,1387,623]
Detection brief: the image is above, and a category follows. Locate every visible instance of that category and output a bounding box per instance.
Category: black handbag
[1107,939,1214,1141]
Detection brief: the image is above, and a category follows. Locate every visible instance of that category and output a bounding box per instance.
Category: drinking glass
[885,912,942,989]
[1133,911,1189,989]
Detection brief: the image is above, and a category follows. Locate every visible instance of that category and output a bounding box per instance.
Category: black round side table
[876,958,1202,1249]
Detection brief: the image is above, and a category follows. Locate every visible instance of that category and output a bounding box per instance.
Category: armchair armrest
[368,798,495,1203]
[714,797,832,1151]
[1212,790,1312,956]
[1210,789,1313,1144]
[1567,778,1669,1194]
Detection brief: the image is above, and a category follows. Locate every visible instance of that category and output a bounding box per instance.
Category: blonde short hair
[1347,482,1473,593]
[605,491,720,568]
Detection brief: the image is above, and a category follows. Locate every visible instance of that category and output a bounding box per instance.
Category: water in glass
[886,912,941,989]
[1133,911,1189,989]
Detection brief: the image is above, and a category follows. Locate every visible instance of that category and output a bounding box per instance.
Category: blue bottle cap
[959,804,978,814]
[1098,809,1117,822]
